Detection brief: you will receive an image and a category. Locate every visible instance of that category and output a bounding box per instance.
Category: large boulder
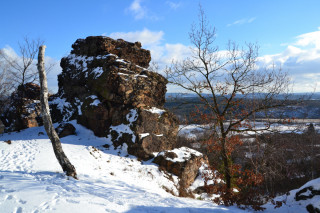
[51,36,179,159]
[153,147,209,193]
[1,83,42,131]
[128,108,179,159]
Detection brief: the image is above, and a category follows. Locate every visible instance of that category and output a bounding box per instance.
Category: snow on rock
[50,97,72,112]
[109,124,136,143]
[139,133,150,139]
[88,95,101,106]
[1,83,42,131]
[153,147,209,193]
[74,98,83,116]
[107,109,138,146]
[157,147,203,163]
[145,107,166,118]
[189,163,215,191]
[49,97,74,122]
[126,109,138,123]
[0,122,245,213]
[92,67,104,78]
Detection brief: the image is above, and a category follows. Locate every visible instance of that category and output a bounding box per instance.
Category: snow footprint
[19,199,27,204]
[39,201,50,210]
[14,207,23,213]
[66,199,80,204]
[5,194,14,200]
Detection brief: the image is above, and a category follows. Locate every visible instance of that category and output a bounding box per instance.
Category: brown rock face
[52,36,178,159]
[128,109,178,159]
[17,83,41,100]
[1,82,42,131]
[55,123,76,138]
[71,36,151,68]
[153,147,209,194]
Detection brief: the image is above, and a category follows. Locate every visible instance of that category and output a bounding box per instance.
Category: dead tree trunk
[37,45,77,179]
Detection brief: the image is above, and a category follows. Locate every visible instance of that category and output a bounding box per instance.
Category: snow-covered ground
[0,121,244,213]
[263,177,320,213]
[1,121,318,212]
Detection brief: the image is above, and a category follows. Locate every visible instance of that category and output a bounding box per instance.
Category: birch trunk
[37,45,77,179]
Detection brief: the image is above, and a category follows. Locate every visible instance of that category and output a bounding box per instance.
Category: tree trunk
[221,137,231,189]
[37,45,77,179]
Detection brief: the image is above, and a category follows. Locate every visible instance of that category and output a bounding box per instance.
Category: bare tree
[165,5,291,192]
[38,45,77,179]
[0,37,42,86]
[0,63,14,114]
[0,37,55,89]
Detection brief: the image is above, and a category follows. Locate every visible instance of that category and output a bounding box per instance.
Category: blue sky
[1,0,320,92]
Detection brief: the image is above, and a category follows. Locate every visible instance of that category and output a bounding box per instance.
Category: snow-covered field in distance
[178,119,320,139]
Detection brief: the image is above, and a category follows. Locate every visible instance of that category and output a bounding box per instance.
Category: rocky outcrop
[51,36,179,159]
[153,147,209,193]
[0,36,207,198]
[55,123,76,138]
[71,37,151,68]
[1,83,42,131]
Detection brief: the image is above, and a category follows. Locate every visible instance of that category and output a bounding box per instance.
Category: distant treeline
[164,94,320,124]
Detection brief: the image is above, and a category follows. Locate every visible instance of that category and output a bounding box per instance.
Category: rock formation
[1,83,42,131]
[55,123,76,138]
[51,36,179,160]
[153,147,209,194]
[0,36,210,197]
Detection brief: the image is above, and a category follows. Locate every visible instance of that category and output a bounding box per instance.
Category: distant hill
[165,93,320,122]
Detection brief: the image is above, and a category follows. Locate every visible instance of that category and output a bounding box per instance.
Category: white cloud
[127,0,159,20]
[108,27,320,93]
[109,28,164,46]
[128,0,146,20]
[227,17,256,27]
[166,1,181,10]
[108,29,191,75]
[258,28,320,92]
[294,29,320,49]
[0,46,61,93]
[0,45,19,61]
[161,43,191,64]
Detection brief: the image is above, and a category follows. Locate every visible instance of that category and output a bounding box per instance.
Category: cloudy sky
[1,0,320,92]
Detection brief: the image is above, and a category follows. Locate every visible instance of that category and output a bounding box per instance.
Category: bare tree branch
[165,5,293,190]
